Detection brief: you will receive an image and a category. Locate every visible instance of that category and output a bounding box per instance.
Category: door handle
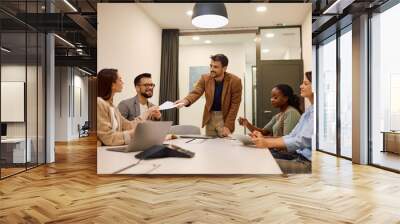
[264,110,271,113]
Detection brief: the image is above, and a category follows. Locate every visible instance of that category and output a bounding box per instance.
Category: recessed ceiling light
[262,49,270,53]
[204,40,212,44]
[192,36,200,41]
[186,10,193,16]
[256,6,267,12]
[265,33,275,38]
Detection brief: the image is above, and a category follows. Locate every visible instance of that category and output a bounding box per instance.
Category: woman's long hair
[97,68,118,101]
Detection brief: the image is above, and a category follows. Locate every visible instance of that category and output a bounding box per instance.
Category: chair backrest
[169,125,201,135]
[82,121,90,129]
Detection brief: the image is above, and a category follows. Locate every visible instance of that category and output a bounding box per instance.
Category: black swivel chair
[78,121,90,138]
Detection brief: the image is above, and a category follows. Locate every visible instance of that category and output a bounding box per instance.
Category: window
[339,28,352,158]
[370,2,400,171]
[317,36,337,154]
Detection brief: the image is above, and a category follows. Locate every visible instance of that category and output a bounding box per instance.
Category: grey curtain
[159,29,179,125]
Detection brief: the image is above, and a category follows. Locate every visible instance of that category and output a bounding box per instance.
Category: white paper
[159,101,183,110]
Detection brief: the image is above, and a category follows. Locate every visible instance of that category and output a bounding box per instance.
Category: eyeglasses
[139,83,156,88]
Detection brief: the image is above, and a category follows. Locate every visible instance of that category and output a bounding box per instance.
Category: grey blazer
[118,96,159,121]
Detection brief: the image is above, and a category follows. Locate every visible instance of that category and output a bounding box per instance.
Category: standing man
[175,54,242,137]
[118,73,161,121]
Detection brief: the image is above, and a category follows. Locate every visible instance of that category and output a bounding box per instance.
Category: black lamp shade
[192,3,229,28]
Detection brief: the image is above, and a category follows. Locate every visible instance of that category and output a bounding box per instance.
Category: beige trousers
[205,111,224,137]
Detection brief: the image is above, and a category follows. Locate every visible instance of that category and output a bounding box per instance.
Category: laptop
[107,121,172,153]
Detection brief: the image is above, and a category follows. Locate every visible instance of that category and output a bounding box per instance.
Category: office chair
[169,125,201,135]
[78,121,90,138]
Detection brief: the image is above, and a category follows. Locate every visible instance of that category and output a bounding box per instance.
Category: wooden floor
[1,136,400,224]
[372,151,400,171]
[1,167,26,178]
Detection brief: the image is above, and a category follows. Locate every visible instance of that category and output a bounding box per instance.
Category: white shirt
[139,103,149,115]
[109,107,119,131]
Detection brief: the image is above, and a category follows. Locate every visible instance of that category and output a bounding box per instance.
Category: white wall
[54,67,69,141]
[302,7,313,107]
[1,64,46,163]
[302,7,312,73]
[179,44,247,134]
[54,67,89,141]
[1,65,37,137]
[71,73,89,138]
[244,41,256,133]
[97,4,162,106]
[301,8,314,150]
[245,63,253,132]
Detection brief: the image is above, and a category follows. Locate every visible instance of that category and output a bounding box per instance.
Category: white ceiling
[180,33,256,65]
[179,27,303,64]
[180,33,256,46]
[138,3,311,30]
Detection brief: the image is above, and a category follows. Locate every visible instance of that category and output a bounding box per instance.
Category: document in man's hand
[159,101,184,110]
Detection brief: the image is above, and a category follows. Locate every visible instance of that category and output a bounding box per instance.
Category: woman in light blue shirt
[251,72,314,174]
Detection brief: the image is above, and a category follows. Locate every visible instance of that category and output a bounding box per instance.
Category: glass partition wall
[339,27,352,159]
[317,35,337,155]
[370,2,400,172]
[0,2,46,179]
[316,26,353,159]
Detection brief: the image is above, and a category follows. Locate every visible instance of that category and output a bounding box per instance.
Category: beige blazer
[97,97,142,146]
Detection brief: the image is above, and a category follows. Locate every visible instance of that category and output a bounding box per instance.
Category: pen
[185,138,195,143]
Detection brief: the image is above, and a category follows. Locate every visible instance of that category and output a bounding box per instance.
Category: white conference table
[97,138,282,175]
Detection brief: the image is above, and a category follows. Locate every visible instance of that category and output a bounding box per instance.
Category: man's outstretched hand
[174,99,189,109]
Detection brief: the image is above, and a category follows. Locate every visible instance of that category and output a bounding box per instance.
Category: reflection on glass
[340,29,352,158]
[0,0,47,179]
[260,27,301,60]
[1,31,28,177]
[371,3,400,171]
[317,37,337,154]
